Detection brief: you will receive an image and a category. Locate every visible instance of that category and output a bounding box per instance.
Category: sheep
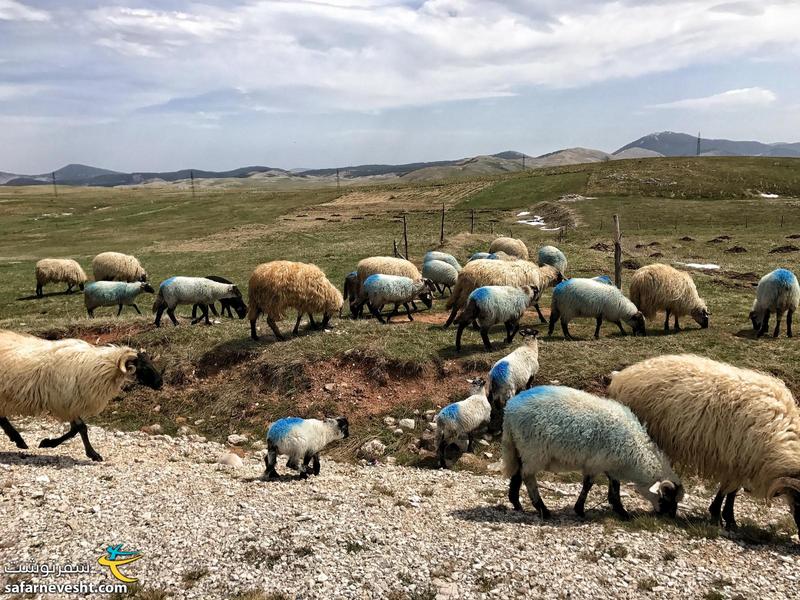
[421,260,459,297]
[0,329,162,461]
[423,251,461,272]
[444,260,562,327]
[486,328,539,432]
[34,258,87,297]
[355,274,434,323]
[263,416,349,479]
[592,275,613,285]
[537,245,568,275]
[469,252,492,262]
[548,278,646,339]
[435,378,490,468]
[84,281,155,317]
[501,385,683,520]
[247,261,343,341]
[608,354,800,534]
[749,268,800,338]
[191,276,248,321]
[454,285,537,352]
[488,251,518,261]
[489,236,529,260]
[92,252,147,283]
[354,256,423,318]
[153,276,242,327]
[343,271,359,310]
[629,264,709,332]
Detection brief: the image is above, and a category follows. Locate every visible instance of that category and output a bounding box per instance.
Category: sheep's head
[466,377,487,396]
[691,306,710,329]
[767,477,800,538]
[521,285,539,303]
[326,416,349,440]
[640,480,684,517]
[139,272,148,282]
[749,310,761,331]
[418,279,435,309]
[79,283,85,291]
[141,282,156,294]
[227,285,243,299]
[232,299,248,319]
[628,311,647,336]
[126,351,163,390]
[519,328,539,344]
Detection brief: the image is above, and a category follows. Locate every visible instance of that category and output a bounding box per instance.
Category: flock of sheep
[5,237,800,541]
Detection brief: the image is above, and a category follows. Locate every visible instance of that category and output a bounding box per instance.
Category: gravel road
[1,419,798,599]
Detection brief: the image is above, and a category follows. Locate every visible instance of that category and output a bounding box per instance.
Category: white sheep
[356,274,435,323]
[454,285,537,351]
[34,258,87,297]
[264,416,349,479]
[548,278,646,339]
[502,385,683,519]
[435,378,490,468]
[489,237,529,260]
[486,328,539,432]
[84,281,155,317]
[0,329,162,461]
[153,276,242,327]
[749,268,800,337]
[629,264,709,332]
[421,259,459,297]
[92,252,148,283]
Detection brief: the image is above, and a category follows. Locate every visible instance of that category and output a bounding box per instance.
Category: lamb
[454,285,537,351]
[355,274,434,323]
[486,329,539,432]
[629,264,709,332]
[444,260,562,327]
[422,259,459,297]
[537,245,568,275]
[423,251,462,272]
[84,281,155,317]
[247,261,343,341]
[0,329,162,461]
[191,276,248,320]
[608,354,800,534]
[749,268,800,337]
[34,258,87,297]
[489,236,529,260]
[264,416,349,479]
[435,378,490,468]
[92,252,147,283]
[501,385,683,519]
[153,276,242,327]
[548,278,646,339]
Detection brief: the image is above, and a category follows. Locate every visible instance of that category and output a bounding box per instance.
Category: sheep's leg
[263,444,279,480]
[774,310,784,338]
[266,316,285,341]
[663,310,671,333]
[87,308,94,318]
[404,303,414,321]
[293,312,303,336]
[75,419,102,462]
[39,421,81,449]
[117,304,124,317]
[302,453,313,477]
[36,284,43,298]
[574,475,594,518]
[191,304,199,319]
[534,302,547,324]
[250,308,262,341]
[480,327,492,350]
[386,303,400,323]
[308,314,318,329]
[466,433,474,453]
[154,305,165,327]
[548,307,560,336]
[311,454,321,476]
[709,489,725,526]
[66,284,74,294]
[614,321,626,336]
[411,301,418,312]
[209,303,219,317]
[523,473,551,519]
[297,457,309,480]
[673,314,681,332]
[504,321,512,342]
[132,304,142,315]
[368,302,386,324]
[788,310,794,337]
[202,304,212,325]
[561,319,573,340]
[508,469,523,511]
[721,489,738,531]
[437,439,447,469]
[0,417,28,449]
[444,304,459,329]
[321,314,331,330]
[167,307,179,326]
[594,316,603,339]
[506,320,520,344]
[455,321,468,353]
[758,310,770,337]
[607,476,630,520]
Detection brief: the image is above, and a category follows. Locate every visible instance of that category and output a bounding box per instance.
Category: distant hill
[616,132,800,158]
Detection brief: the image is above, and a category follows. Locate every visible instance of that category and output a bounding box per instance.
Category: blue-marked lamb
[423,251,462,272]
[191,276,248,320]
[354,256,423,318]
[92,252,147,282]
[153,276,242,327]
[749,268,800,337]
[35,258,87,297]
[537,245,568,275]
[435,378,489,468]
[0,329,162,461]
[592,275,613,285]
[502,385,683,519]
[454,285,537,352]
[629,264,709,332]
[84,281,155,317]
[264,416,349,480]
[609,354,800,535]
[548,278,646,339]
[356,274,434,323]
[489,237,529,260]
[487,329,539,432]
[422,260,459,297]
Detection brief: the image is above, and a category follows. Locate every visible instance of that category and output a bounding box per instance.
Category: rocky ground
[1,419,799,600]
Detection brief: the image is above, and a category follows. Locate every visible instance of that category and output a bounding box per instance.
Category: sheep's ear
[648,482,661,495]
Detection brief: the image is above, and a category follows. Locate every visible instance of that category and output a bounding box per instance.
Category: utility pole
[521,154,525,170]
[402,214,409,260]
[470,209,475,234]
[613,215,622,289]
[190,170,196,198]
[51,172,57,198]
[696,131,701,157]
[440,203,445,244]
[336,168,340,194]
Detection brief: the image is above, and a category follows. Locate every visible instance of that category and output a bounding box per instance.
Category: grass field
[2,156,800,468]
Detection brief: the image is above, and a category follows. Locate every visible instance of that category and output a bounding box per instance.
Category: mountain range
[3,131,798,187]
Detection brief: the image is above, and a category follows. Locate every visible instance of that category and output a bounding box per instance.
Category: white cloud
[650,87,778,110]
[0,0,49,21]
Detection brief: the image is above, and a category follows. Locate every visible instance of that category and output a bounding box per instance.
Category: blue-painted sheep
[356,274,434,323]
[487,328,539,432]
[749,268,800,337]
[35,258,87,297]
[92,252,147,282]
[501,385,683,519]
[548,278,646,339]
[423,251,461,272]
[629,264,709,332]
[191,276,248,321]
[455,285,537,351]
[422,259,459,297]
[537,245,568,275]
[153,276,242,327]
[84,281,155,317]
[592,275,613,285]
[264,416,349,479]
[435,378,489,468]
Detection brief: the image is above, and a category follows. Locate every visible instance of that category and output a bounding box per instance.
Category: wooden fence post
[613,214,622,289]
[403,214,409,260]
[440,204,445,244]
[470,209,475,234]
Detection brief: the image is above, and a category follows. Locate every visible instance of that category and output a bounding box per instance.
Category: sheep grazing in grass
[455,285,537,352]
[84,281,155,317]
[436,378,489,468]
[422,260,459,297]
[355,256,423,318]
[191,276,248,321]
[629,264,709,332]
[343,271,360,316]
[487,329,539,432]
[423,251,462,272]
[247,261,343,341]
[0,329,162,461]
[264,416,349,479]
[153,276,242,327]
[609,354,800,534]
[502,385,683,520]
[356,274,434,323]
[489,236,529,260]
[35,258,87,297]
[548,278,646,339]
[92,252,147,283]
[749,268,800,338]
[537,245,568,275]
[444,260,562,328]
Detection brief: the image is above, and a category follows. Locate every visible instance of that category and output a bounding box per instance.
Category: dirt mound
[589,242,611,251]
[38,322,152,345]
[786,234,800,240]
[649,252,663,258]
[621,259,641,270]
[769,245,800,254]
[679,236,695,242]
[532,201,578,229]
[707,235,732,244]
[725,246,748,253]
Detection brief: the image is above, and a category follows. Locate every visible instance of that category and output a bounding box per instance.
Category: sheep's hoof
[15,440,28,450]
[38,438,56,449]
[724,520,738,532]
[87,451,104,462]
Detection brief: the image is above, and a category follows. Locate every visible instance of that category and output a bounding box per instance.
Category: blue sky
[1,0,798,173]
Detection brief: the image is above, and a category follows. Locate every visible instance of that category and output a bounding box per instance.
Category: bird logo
[97,545,142,583]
